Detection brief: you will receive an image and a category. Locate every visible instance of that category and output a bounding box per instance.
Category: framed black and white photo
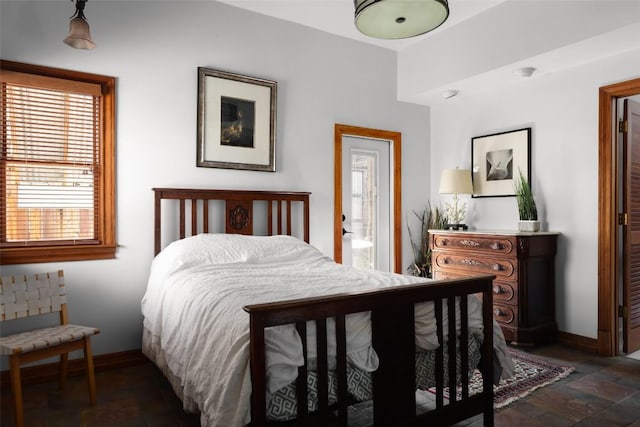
[197,67,277,171]
[471,127,531,197]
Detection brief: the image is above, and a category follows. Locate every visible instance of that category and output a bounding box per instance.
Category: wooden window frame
[1,60,116,264]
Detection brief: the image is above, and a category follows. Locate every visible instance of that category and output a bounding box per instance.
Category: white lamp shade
[439,169,473,194]
[354,0,449,39]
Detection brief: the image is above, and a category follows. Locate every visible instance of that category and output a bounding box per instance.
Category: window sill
[0,245,117,265]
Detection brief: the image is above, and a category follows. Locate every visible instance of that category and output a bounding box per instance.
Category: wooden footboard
[244,275,495,427]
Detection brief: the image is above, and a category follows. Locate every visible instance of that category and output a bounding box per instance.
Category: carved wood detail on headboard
[227,201,252,234]
[153,188,311,256]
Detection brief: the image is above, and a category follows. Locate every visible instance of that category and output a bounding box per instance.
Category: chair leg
[83,336,97,405]
[59,352,69,390]
[9,355,24,427]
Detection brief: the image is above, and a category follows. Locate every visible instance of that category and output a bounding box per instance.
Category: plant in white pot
[514,169,540,232]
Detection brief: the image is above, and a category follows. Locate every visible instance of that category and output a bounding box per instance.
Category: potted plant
[514,169,540,232]
[407,202,447,277]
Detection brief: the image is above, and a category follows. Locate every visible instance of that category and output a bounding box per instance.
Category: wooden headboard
[153,188,311,256]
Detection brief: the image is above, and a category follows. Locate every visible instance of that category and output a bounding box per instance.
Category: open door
[622,98,640,353]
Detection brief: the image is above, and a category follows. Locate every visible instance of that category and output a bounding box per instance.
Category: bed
[142,188,514,426]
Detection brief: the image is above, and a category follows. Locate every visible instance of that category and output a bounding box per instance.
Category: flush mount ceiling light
[63,0,96,50]
[513,67,536,77]
[354,0,449,39]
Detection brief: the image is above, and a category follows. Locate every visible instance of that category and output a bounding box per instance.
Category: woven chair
[0,270,100,427]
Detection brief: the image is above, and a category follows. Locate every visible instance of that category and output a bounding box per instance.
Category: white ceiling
[216,0,640,105]
[216,0,508,51]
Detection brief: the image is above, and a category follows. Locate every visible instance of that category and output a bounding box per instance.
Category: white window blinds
[1,72,102,245]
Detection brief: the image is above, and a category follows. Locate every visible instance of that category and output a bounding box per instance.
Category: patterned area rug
[339,350,575,426]
[429,349,575,409]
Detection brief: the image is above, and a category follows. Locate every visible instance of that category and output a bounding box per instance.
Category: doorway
[341,136,391,271]
[597,77,640,356]
[619,96,640,354]
[334,124,402,273]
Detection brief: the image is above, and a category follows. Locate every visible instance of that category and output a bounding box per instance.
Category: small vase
[518,220,540,232]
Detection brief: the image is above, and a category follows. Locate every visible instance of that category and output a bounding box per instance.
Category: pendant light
[354,0,449,39]
[63,0,96,50]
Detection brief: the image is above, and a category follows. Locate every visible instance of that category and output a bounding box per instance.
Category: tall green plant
[514,169,538,220]
[407,202,447,277]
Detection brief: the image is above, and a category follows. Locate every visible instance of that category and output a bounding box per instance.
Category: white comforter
[141,234,511,427]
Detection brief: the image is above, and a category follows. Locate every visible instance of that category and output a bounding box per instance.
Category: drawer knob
[493,285,505,294]
[492,263,504,271]
[494,308,506,317]
[490,242,504,250]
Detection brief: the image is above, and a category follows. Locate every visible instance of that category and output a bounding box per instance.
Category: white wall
[429,48,640,339]
[4,0,635,365]
[0,1,430,365]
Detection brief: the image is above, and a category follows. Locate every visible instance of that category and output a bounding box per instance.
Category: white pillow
[151,233,320,277]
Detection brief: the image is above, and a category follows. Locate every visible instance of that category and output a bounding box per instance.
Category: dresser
[429,230,559,346]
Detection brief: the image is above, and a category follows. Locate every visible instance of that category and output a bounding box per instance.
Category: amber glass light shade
[63,17,96,50]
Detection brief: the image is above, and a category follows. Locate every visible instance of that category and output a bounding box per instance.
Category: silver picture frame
[197,67,277,171]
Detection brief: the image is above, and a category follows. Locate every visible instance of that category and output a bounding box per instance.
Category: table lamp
[439,168,473,230]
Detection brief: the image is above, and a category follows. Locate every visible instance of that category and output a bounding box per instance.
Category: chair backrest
[0,270,66,321]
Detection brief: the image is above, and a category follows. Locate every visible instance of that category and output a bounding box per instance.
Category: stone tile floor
[1,343,638,426]
[460,344,640,427]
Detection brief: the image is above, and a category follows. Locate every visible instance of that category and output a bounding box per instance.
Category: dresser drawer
[493,303,517,326]
[432,234,516,256]
[433,252,516,280]
[493,281,518,305]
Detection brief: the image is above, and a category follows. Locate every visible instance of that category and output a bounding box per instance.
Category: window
[1,60,116,264]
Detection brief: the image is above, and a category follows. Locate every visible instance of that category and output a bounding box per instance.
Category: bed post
[154,190,162,256]
[482,282,495,426]
[371,304,416,424]
[303,194,310,243]
[248,314,267,427]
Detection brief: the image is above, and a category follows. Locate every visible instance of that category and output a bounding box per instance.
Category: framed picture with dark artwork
[471,127,531,197]
[197,67,277,171]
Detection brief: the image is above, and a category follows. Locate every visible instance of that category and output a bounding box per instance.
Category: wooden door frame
[598,77,640,356]
[334,124,402,273]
